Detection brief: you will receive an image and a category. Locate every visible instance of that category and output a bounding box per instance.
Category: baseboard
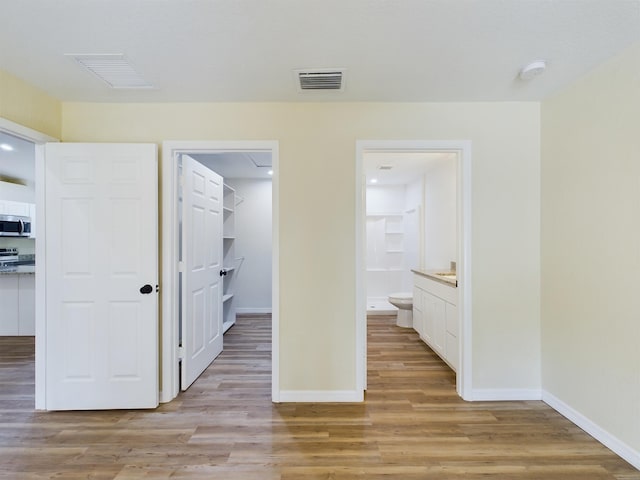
[235,307,272,314]
[469,388,542,401]
[277,390,364,403]
[542,390,640,470]
[366,309,396,316]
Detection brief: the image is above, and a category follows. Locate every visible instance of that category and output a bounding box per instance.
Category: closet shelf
[222,293,233,303]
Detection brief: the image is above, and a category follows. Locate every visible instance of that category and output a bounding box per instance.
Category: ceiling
[364,151,456,186]
[188,152,273,180]
[0,0,638,103]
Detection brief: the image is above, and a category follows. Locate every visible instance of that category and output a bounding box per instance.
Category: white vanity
[412,269,458,371]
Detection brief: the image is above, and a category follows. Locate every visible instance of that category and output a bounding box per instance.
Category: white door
[181,155,224,390]
[44,143,158,410]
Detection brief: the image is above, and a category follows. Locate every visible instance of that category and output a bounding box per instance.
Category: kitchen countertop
[0,265,36,275]
[412,268,457,287]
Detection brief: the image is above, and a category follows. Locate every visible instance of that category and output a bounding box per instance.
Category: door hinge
[178,345,185,361]
[178,261,184,272]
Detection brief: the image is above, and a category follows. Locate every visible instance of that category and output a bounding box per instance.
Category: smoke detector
[519,61,547,81]
[296,68,345,92]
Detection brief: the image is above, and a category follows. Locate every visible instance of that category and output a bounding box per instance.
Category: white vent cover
[296,69,345,92]
[67,54,154,89]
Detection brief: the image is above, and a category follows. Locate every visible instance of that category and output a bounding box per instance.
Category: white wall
[0,238,34,255]
[61,100,541,395]
[541,41,640,460]
[366,185,405,214]
[226,178,272,313]
[423,158,457,271]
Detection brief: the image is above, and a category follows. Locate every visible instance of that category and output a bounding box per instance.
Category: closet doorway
[161,141,279,403]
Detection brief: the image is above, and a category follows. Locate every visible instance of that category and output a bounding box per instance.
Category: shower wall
[366,184,420,312]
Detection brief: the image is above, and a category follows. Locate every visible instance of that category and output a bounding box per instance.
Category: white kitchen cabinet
[0,201,31,217]
[0,276,20,335]
[413,272,458,371]
[0,274,35,336]
[18,274,35,335]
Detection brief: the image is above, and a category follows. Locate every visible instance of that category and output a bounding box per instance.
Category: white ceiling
[188,152,273,180]
[364,151,456,185]
[0,0,638,103]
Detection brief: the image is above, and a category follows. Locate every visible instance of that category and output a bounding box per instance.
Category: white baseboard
[469,388,542,401]
[542,390,640,470]
[235,307,272,314]
[277,390,364,403]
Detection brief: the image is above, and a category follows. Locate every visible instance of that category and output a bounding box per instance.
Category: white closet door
[44,143,158,410]
[181,155,224,390]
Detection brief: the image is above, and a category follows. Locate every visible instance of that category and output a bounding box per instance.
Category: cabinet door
[0,276,20,335]
[444,303,459,371]
[432,295,446,356]
[18,275,35,335]
[6,201,30,216]
[422,291,436,346]
[412,286,423,336]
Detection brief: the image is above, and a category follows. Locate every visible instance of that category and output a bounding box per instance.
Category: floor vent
[296,69,345,92]
[66,54,154,89]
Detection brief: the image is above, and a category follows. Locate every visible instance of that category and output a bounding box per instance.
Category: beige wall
[542,41,640,451]
[62,101,541,394]
[0,69,61,138]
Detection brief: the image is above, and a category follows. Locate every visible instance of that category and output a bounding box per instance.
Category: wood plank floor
[1,315,638,479]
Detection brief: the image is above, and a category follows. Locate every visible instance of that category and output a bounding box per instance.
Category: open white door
[44,143,158,410]
[181,155,224,390]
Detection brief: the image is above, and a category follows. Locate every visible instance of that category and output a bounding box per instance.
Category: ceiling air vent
[296,69,345,92]
[66,54,154,89]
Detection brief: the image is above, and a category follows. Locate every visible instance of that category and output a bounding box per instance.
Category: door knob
[139,284,153,294]
[219,269,228,277]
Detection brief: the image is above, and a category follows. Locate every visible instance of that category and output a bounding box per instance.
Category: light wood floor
[1,315,638,479]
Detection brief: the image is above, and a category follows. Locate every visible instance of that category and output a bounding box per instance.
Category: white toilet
[388,292,413,328]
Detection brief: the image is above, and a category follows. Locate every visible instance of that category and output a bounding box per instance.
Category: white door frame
[356,140,473,400]
[0,117,58,410]
[161,141,280,404]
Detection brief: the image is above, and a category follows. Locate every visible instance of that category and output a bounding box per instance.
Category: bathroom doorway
[355,140,472,400]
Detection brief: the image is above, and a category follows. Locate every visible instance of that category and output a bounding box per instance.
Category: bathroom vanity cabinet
[413,272,458,371]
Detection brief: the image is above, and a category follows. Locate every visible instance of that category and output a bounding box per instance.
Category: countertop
[412,268,457,287]
[0,264,35,275]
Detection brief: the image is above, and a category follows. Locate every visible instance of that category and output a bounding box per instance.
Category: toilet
[388,292,413,328]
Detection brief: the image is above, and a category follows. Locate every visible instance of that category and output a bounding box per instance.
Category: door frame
[0,117,58,410]
[355,140,473,400]
[161,141,280,404]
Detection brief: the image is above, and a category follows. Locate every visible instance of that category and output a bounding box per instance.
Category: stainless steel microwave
[0,214,32,237]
